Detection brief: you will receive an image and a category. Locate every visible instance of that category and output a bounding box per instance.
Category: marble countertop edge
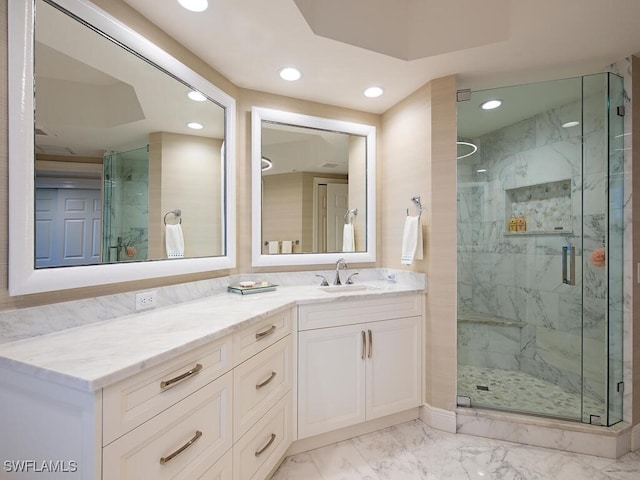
[0,282,424,392]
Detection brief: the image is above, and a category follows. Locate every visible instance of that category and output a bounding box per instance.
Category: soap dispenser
[508,217,517,232]
[517,215,527,232]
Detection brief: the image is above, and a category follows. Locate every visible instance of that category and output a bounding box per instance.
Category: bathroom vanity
[0,278,424,479]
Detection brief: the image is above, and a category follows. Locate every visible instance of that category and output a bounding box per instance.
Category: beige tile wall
[381,76,458,411]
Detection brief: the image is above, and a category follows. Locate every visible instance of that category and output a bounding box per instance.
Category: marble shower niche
[504,179,572,235]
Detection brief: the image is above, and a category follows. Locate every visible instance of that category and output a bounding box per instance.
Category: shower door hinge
[617,381,624,393]
[457,89,472,102]
[617,105,625,117]
[456,395,472,408]
[589,415,602,426]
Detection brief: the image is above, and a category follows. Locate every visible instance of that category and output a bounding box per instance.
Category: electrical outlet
[135,291,157,311]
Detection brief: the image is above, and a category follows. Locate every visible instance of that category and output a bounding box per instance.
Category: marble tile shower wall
[458,90,611,410]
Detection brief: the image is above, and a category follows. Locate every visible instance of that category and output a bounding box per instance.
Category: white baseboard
[287,408,419,456]
[419,403,456,433]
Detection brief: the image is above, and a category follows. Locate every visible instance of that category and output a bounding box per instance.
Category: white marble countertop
[0,280,423,393]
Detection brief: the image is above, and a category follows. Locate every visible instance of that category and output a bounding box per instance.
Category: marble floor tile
[270,420,640,480]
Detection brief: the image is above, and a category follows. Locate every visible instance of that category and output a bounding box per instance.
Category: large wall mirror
[252,107,376,267]
[8,0,236,295]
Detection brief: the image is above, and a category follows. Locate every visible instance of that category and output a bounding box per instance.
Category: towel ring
[344,208,358,225]
[164,209,182,225]
[407,196,423,218]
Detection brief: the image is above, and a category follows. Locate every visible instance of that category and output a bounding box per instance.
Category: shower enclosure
[102,146,149,262]
[456,73,624,426]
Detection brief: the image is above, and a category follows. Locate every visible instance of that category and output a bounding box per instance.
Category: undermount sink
[319,284,378,293]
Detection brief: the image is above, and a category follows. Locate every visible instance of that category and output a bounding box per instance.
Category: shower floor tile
[457,365,604,420]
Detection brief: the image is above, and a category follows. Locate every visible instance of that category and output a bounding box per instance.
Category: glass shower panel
[457,77,585,420]
[102,146,149,262]
[606,73,625,425]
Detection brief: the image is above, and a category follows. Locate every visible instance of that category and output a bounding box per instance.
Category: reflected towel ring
[344,208,358,225]
[164,209,182,225]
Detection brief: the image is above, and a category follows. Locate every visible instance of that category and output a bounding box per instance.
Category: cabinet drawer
[103,335,232,445]
[198,448,232,480]
[298,294,422,331]
[233,308,292,365]
[233,394,292,480]
[233,336,292,441]
[103,372,233,480]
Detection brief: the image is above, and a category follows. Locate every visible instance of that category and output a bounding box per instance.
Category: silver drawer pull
[254,433,276,457]
[256,371,277,389]
[368,329,373,358]
[255,325,276,340]
[160,430,202,465]
[361,331,366,360]
[160,363,203,390]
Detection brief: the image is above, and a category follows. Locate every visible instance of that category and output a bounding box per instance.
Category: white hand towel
[268,241,280,254]
[281,240,293,254]
[165,224,185,258]
[342,224,355,252]
[401,215,423,265]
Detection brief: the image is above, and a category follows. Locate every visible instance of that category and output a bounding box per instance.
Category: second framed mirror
[251,107,376,267]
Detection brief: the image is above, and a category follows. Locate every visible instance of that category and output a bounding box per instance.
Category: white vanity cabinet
[297,294,423,439]
[0,307,295,480]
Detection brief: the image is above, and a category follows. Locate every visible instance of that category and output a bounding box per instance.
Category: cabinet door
[366,316,422,420]
[297,324,366,439]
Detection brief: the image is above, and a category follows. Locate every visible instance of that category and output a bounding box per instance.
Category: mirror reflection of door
[35,188,101,267]
[325,183,349,252]
[313,180,348,253]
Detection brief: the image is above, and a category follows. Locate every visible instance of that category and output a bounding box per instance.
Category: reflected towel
[281,240,293,254]
[166,224,185,258]
[401,215,423,265]
[268,241,280,254]
[342,224,355,252]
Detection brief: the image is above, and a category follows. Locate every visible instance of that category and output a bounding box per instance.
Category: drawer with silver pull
[233,335,292,441]
[103,335,232,445]
[232,393,292,480]
[103,372,233,480]
[232,308,292,366]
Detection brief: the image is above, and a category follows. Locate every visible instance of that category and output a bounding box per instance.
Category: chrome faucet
[334,258,348,285]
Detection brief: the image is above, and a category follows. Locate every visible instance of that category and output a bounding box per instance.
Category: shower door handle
[562,245,576,286]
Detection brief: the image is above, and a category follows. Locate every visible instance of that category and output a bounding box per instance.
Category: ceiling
[121,0,640,114]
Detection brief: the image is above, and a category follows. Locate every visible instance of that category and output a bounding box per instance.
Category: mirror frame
[8,0,236,295]
[251,107,376,267]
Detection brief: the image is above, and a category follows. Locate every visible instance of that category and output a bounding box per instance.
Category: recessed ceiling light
[178,0,208,12]
[363,86,384,98]
[456,141,478,160]
[562,121,580,128]
[187,91,207,102]
[480,99,502,110]
[261,157,273,171]
[187,122,204,130]
[279,67,302,81]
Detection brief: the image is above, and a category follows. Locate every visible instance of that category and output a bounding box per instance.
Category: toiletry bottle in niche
[517,215,526,232]
[508,217,517,232]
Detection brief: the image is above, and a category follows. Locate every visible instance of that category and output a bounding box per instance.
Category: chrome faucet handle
[314,274,329,286]
[346,272,359,284]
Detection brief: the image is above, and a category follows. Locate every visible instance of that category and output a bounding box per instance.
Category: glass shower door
[456,73,624,425]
